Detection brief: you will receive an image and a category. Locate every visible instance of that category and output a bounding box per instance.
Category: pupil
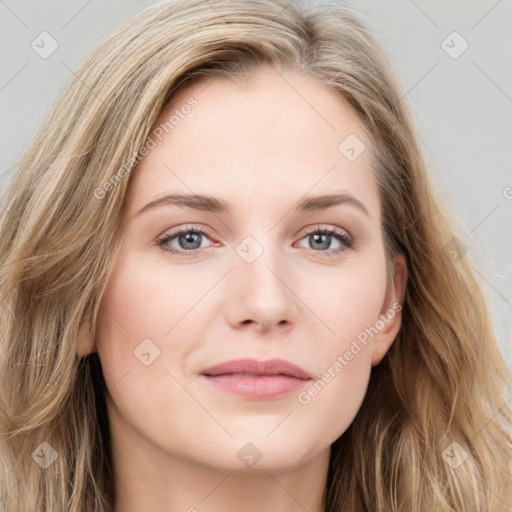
[311,233,330,250]
[180,232,201,249]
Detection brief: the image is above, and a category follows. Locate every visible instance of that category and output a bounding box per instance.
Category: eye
[156,223,356,259]
[295,225,355,259]
[156,224,217,257]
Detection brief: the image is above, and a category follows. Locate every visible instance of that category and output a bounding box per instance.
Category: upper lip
[200,358,312,380]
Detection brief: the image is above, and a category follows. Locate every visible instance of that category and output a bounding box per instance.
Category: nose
[224,240,300,334]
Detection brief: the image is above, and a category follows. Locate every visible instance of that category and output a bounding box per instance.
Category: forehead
[125,66,379,221]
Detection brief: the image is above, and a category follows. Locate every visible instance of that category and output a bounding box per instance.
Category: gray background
[1,0,511,371]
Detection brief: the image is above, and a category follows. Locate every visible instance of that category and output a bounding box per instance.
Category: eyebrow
[136,192,369,217]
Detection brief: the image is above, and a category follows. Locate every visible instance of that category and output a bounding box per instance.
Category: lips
[200,358,312,400]
[200,358,312,380]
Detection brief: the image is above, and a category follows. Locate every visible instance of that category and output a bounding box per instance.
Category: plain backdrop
[0,0,511,371]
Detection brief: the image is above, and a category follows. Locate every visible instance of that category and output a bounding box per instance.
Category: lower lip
[201,374,311,399]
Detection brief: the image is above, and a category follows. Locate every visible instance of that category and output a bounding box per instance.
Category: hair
[0,0,510,510]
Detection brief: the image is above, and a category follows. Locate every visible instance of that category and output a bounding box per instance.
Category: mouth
[200,358,312,400]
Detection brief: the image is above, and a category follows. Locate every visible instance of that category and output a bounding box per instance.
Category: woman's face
[87,66,406,473]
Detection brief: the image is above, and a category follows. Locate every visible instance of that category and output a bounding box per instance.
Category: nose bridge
[225,229,299,331]
[233,230,288,295]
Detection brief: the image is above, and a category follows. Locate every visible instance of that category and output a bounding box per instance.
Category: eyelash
[155,224,355,259]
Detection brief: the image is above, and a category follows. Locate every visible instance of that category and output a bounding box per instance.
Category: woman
[0,0,510,511]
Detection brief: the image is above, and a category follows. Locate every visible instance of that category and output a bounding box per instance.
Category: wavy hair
[0,0,510,510]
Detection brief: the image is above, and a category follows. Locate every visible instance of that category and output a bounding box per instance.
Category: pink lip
[200,358,312,400]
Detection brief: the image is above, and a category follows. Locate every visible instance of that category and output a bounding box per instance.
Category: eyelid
[301,224,351,239]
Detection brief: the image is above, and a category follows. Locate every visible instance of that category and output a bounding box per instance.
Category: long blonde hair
[1,0,510,510]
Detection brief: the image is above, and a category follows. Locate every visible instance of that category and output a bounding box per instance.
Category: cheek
[297,255,387,433]
[96,250,195,352]
[94,248,217,405]
[94,251,197,438]
[296,293,379,441]
[94,251,174,388]
[298,352,372,452]
[313,253,388,360]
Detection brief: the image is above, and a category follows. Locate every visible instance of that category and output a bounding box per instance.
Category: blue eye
[295,225,354,259]
[156,225,215,257]
[301,226,353,248]
[156,224,355,258]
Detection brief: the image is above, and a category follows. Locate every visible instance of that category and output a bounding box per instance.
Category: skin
[78,65,407,512]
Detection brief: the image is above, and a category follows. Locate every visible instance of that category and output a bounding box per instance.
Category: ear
[76,318,97,357]
[371,253,407,366]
